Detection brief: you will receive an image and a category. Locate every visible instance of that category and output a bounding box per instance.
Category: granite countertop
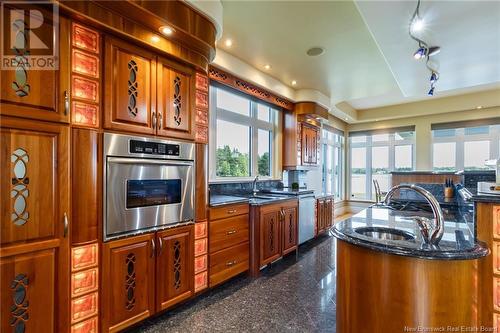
[261,188,314,196]
[315,192,334,199]
[332,205,489,260]
[391,171,459,175]
[471,193,500,203]
[209,194,297,207]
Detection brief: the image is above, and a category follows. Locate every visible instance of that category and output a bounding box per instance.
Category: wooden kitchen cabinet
[0,16,71,123]
[104,36,157,135]
[0,116,70,332]
[156,225,194,311]
[208,203,250,287]
[260,209,282,265]
[282,206,298,255]
[157,57,195,141]
[301,125,319,165]
[316,196,334,236]
[250,200,299,276]
[101,233,155,333]
[283,114,320,168]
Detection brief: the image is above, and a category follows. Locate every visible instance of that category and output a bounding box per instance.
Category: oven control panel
[129,140,180,156]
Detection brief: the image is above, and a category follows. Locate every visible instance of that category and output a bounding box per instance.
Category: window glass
[351,136,366,143]
[433,142,456,171]
[464,141,490,170]
[216,119,250,177]
[372,134,389,142]
[257,103,271,122]
[216,89,250,116]
[465,126,489,136]
[395,131,414,141]
[433,129,456,138]
[395,145,413,171]
[334,146,342,198]
[372,146,390,198]
[257,129,271,176]
[351,147,367,199]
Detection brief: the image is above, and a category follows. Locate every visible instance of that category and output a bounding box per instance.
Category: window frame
[349,131,416,200]
[209,84,278,181]
[431,124,500,171]
[321,128,345,200]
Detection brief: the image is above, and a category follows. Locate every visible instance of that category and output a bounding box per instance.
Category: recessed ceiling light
[306,47,325,57]
[477,106,483,109]
[291,80,297,86]
[345,117,348,121]
[151,35,160,43]
[159,26,174,36]
[225,39,233,47]
[264,64,271,70]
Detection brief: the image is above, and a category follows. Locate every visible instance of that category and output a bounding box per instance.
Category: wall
[347,106,500,170]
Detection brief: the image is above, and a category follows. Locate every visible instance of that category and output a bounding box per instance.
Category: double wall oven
[103,133,195,241]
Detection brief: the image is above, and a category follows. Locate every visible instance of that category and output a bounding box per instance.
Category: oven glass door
[105,157,194,239]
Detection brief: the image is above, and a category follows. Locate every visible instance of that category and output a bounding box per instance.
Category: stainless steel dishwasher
[298,194,316,244]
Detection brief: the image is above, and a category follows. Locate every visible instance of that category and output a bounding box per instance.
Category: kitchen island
[332,204,489,333]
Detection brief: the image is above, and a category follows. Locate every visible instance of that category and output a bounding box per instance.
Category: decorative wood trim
[208,66,294,111]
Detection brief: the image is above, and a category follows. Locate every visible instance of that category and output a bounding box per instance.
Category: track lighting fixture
[409,0,441,96]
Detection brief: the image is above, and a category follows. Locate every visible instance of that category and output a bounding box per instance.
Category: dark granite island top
[332,205,489,260]
[209,194,296,207]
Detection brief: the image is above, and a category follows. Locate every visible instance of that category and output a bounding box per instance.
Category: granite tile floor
[128,233,337,333]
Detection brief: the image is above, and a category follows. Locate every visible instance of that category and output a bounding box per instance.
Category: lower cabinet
[316,196,334,235]
[208,203,250,287]
[250,199,298,276]
[102,225,194,333]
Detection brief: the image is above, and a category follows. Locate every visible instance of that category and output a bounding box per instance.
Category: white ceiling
[217,0,500,111]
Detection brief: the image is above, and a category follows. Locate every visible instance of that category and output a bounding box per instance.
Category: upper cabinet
[104,36,157,135]
[0,16,70,123]
[283,102,328,169]
[157,58,195,140]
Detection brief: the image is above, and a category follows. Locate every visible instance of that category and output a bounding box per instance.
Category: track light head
[428,46,441,57]
[413,46,427,60]
[430,72,438,84]
[428,86,435,96]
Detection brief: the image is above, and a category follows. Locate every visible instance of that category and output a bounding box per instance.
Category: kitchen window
[349,127,415,200]
[431,120,500,172]
[322,127,345,200]
[209,84,278,180]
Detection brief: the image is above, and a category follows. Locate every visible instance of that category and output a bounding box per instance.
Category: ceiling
[217,0,500,112]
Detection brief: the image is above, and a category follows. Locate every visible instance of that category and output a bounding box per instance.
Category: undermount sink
[354,227,415,241]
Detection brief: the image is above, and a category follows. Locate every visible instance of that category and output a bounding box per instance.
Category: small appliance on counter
[477,159,500,195]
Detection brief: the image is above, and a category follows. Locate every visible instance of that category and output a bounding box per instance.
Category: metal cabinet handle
[150,239,156,258]
[63,212,69,238]
[226,230,237,235]
[152,111,157,129]
[226,260,237,267]
[64,91,70,115]
[158,237,163,256]
[158,112,162,130]
[227,209,236,214]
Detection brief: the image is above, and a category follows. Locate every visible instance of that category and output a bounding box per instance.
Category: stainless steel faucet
[383,184,444,245]
[252,175,260,196]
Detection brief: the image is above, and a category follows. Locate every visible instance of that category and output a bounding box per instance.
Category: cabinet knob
[226,230,237,235]
[152,111,157,129]
[158,112,162,130]
[158,237,163,256]
[227,209,236,214]
[226,260,237,267]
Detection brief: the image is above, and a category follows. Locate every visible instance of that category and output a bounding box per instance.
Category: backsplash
[282,170,308,188]
[209,180,283,196]
[461,170,496,190]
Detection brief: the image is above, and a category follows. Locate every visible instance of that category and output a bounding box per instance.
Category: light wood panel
[337,240,479,333]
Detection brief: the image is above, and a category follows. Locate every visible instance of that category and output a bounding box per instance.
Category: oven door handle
[107,157,194,167]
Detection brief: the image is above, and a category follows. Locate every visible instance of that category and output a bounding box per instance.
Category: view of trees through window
[211,85,276,179]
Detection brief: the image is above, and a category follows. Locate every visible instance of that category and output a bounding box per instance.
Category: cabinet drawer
[209,203,249,220]
[209,242,249,287]
[209,214,249,253]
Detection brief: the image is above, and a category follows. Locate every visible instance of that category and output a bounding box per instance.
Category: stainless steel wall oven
[103,133,194,241]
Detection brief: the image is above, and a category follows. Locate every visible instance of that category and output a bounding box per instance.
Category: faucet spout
[252,175,260,196]
[383,184,444,245]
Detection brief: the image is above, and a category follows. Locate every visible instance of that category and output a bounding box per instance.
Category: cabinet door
[260,210,281,266]
[282,207,298,255]
[156,225,194,311]
[0,15,70,123]
[301,126,309,164]
[104,36,156,135]
[309,127,319,164]
[317,200,325,234]
[0,117,70,332]
[157,58,195,140]
[102,234,155,333]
